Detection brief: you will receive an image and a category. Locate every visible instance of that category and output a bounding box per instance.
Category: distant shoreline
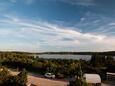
[0,51,115,56]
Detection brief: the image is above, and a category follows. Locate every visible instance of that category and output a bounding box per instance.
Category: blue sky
[0,0,115,52]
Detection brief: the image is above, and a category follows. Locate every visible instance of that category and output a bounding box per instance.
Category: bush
[10,69,27,86]
[68,78,89,86]
[56,73,64,79]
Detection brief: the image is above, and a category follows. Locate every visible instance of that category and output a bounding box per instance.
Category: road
[102,81,115,86]
[9,69,115,86]
[9,70,68,86]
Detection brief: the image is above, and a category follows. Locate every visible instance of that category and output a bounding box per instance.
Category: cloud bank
[0,15,115,52]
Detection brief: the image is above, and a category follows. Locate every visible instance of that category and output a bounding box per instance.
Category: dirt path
[9,70,68,86]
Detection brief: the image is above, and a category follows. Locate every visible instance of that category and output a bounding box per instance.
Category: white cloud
[109,23,115,26]
[24,0,35,5]
[9,0,35,5]
[0,29,13,36]
[9,0,17,3]
[58,0,96,6]
[0,42,38,52]
[0,16,115,52]
[80,17,85,22]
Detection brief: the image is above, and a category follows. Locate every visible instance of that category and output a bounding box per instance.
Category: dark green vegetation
[2,51,115,55]
[68,78,89,86]
[0,52,114,86]
[36,51,115,55]
[68,54,115,86]
[0,52,114,79]
[0,67,27,86]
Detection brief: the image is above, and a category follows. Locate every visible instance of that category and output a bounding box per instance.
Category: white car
[44,73,55,79]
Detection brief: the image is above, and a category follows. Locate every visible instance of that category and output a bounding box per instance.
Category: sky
[0,0,115,52]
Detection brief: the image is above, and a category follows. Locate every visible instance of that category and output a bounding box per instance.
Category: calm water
[39,54,92,60]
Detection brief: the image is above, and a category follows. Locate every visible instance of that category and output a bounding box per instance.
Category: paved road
[102,81,115,86]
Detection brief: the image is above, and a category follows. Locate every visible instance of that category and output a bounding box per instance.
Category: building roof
[83,74,101,83]
[107,72,115,76]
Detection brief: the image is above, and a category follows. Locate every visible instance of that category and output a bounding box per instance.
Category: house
[83,74,101,86]
[107,72,115,81]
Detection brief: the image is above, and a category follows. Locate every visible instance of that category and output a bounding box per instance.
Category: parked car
[44,73,55,79]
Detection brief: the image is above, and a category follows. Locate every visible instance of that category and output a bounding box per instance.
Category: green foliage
[90,54,106,67]
[106,56,114,65]
[0,52,114,80]
[11,69,27,86]
[0,67,27,86]
[68,78,89,86]
[0,52,114,86]
[56,73,64,79]
[90,54,114,67]
[0,66,10,84]
[89,54,115,80]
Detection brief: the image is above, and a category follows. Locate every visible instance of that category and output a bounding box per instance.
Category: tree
[106,56,114,65]
[68,78,89,86]
[9,69,28,86]
[90,54,106,67]
[0,67,10,84]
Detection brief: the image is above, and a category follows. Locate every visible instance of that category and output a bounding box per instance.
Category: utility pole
[79,62,83,80]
